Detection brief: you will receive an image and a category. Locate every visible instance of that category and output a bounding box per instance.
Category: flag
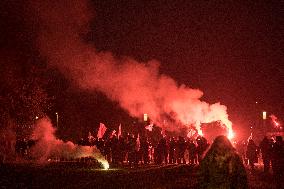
[97,123,107,139]
[118,124,122,139]
[187,129,196,138]
[111,130,117,138]
[135,133,140,151]
[145,123,153,132]
[88,131,94,142]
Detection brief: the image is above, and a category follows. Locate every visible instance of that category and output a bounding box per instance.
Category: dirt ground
[0,163,277,189]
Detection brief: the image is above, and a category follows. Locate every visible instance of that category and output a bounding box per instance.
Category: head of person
[209,135,235,155]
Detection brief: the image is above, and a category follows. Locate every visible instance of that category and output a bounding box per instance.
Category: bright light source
[228,130,234,140]
[102,161,109,170]
[35,116,39,120]
[97,159,109,170]
[263,111,267,120]
[143,114,148,121]
[197,130,203,136]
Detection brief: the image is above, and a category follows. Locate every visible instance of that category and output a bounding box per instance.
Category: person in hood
[198,135,248,189]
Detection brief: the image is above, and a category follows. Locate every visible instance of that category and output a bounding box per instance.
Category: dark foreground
[0,163,277,189]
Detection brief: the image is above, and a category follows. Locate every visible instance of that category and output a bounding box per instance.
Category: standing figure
[156,137,167,164]
[246,139,258,170]
[236,141,247,164]
[177,136,187,164]
[198,135,248,189]
[187,139,197,165]
[169,137,177,164]
[259,136,273,173]
[271,136,284,188]
[196,136,209,164]
[140,137,150,164]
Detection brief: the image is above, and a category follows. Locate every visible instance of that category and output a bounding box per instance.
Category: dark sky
[0,0,283,140]
[90,0,284,127]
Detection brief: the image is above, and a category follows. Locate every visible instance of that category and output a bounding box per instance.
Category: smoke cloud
[30,118,108,169]
[30,0,232,133]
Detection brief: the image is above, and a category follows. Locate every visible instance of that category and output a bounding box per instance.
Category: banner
[97,123,107,139]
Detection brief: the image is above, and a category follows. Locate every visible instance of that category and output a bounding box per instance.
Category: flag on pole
[111,130,117,138]
[118,123,122,139]
[97,123,107,139]
[135,133,140,151]
[88,131,94,143]
[145,123,153,132]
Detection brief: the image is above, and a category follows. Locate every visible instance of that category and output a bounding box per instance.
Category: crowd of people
[12,133,283,172]
[80,133,283,171]
[2,131,283,188]
[7,132,284,183]
[78,134,209,167]
[235,136,284,175]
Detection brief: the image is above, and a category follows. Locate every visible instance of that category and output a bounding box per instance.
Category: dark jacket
[198,136,248,189]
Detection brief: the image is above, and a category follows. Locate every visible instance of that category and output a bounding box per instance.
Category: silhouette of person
[246,139,258,170]
[271,136,284,188]
[259,136,273,173]
[198,135,248,189]
[196,136,209,164]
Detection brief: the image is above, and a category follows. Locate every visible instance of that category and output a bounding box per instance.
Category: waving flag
[88,131,94,142]
[145,123,153,132]
[118,124,122,139]
[97,123,107,139]
[111,130,117,138]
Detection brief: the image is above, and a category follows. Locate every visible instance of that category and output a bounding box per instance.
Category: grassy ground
[0,163,277,189]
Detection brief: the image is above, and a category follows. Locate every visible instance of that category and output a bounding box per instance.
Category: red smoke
[30,118,108,168]
[29,0,233,135]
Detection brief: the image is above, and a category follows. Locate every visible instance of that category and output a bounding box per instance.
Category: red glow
[270,114,281,128]
[227,129,234,140]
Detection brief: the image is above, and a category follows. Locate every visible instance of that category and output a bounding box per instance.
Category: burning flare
[30,118,109,169]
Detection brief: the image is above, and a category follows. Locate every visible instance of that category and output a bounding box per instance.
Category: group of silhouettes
[79,134,209,167]
[11,132,284,189]
[88,133,283,189]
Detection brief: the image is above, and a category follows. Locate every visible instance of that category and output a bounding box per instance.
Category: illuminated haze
[30,0,232,134]
[30,118,109,169]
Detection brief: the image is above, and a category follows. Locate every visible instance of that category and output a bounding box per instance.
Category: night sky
[0,0,283,140]
[90,0,284,128]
